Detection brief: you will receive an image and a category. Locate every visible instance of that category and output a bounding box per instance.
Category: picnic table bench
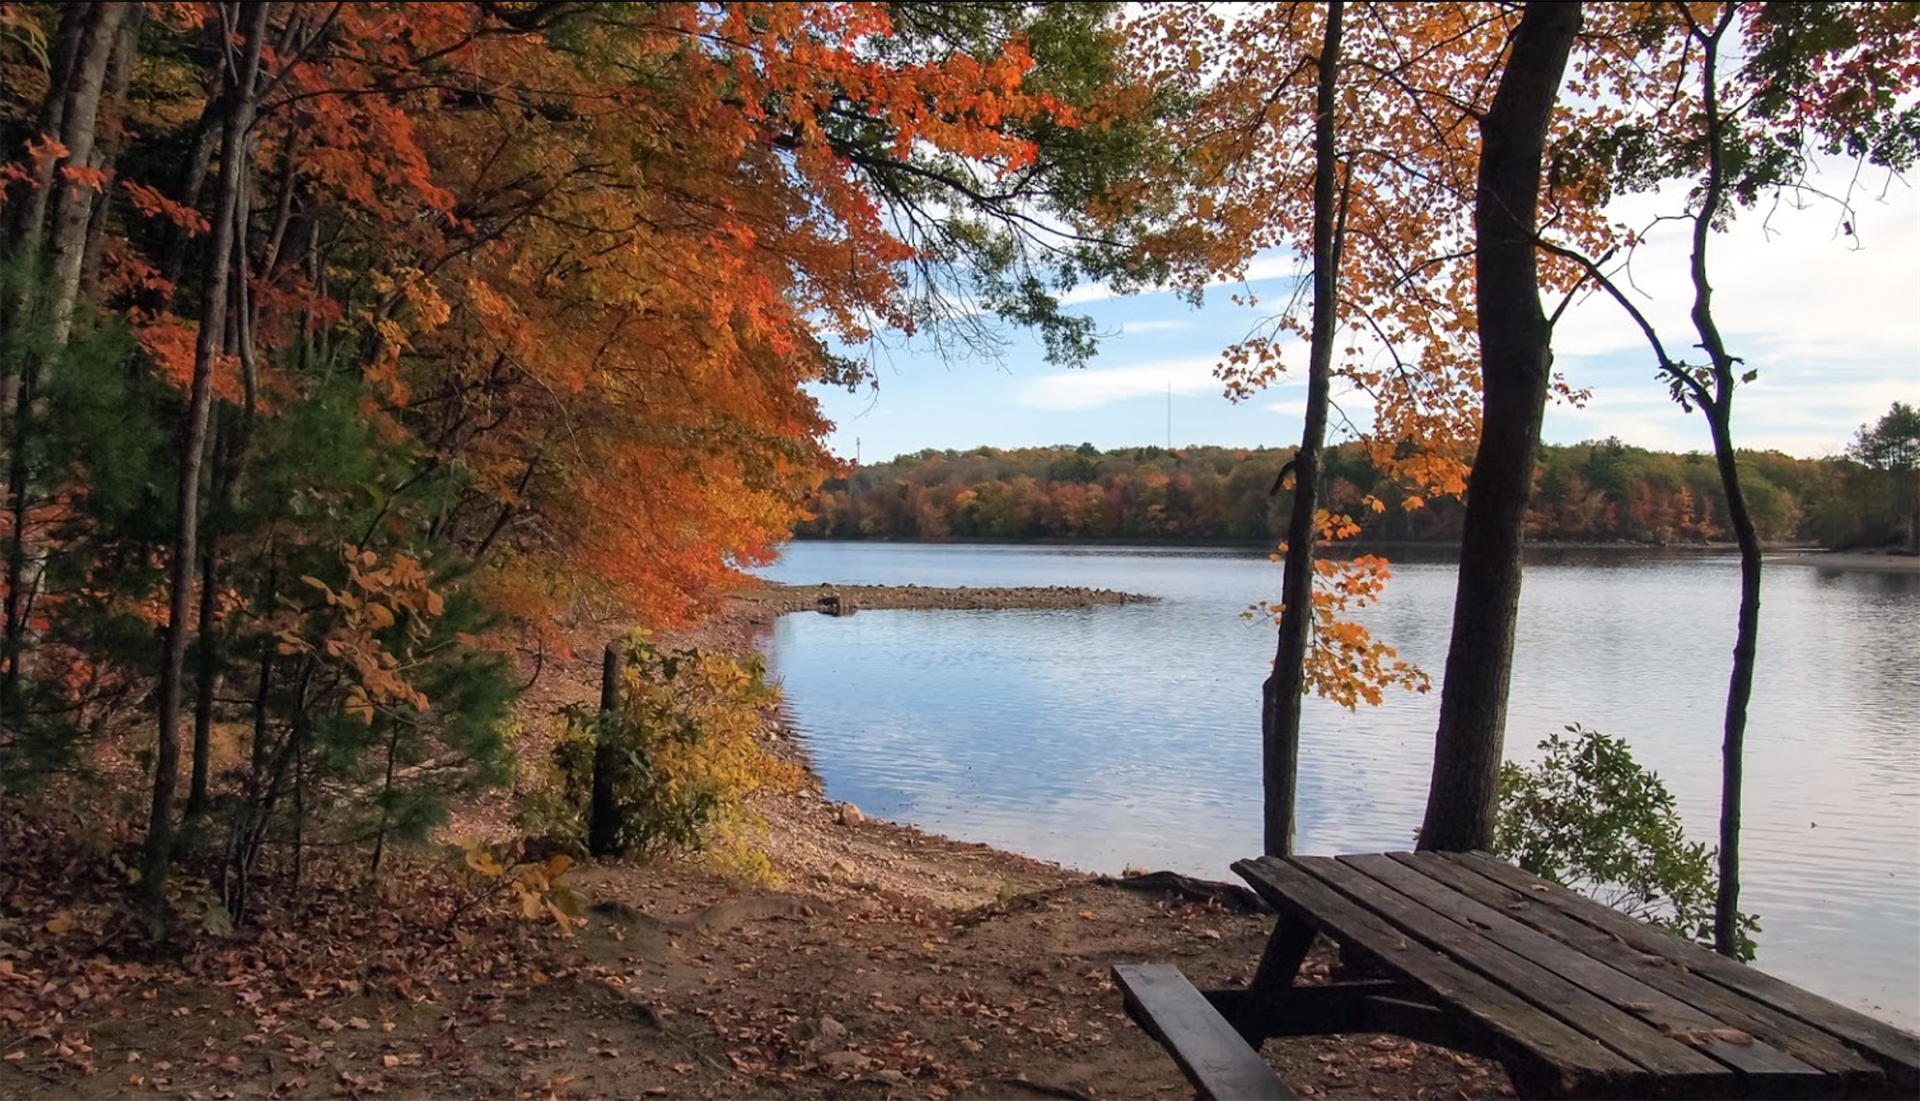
[1114,851,1919,1099]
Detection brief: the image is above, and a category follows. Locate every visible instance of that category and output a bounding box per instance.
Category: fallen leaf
[44,916,73,935]
[1711,1028,1754,1046]
[1622,1001,1654,1012]
[347,1017,371,1030]
[3,1051,24,1061]
[381,1055,400,1068]
[317,1016,343,1033]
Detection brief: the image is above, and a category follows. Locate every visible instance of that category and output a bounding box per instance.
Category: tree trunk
[1417,1,1581,854]
[186,416,227,820]
[0,2,131,712]
[145,1,271,893]
[1703,407,1758,955]
[588,642,623,857]
[1678,10,1757,958]
[1263,0,1344,859]
[46,1,133,348]
[5,3,91,259]
[77,6,142,305]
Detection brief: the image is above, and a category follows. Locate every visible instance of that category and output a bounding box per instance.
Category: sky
[811,167,1920,465]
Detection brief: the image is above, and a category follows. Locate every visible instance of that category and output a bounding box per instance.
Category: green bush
[1495,724,1759,961]
[532,634,798,872]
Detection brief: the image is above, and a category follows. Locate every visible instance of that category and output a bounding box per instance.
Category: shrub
[1495,724,1759,961]
[535,633,799,875]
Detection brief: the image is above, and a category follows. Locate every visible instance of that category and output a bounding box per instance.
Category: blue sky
[816,173,1920,465]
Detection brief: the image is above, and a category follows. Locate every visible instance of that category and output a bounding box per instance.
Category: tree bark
[1417,1,1581,854]
[1264,0,1344,858]
[0,2,132,712]
[1678,8,1756,958]
[77,5,142,305]
[146,1,271,892]
[588,642,623,857]
[5,3,91,260]
[46,1,133,349]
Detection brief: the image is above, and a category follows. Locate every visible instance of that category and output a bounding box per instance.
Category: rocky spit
[739,581,1158,615]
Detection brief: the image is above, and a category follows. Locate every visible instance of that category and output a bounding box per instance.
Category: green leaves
[1495,724,1760,961]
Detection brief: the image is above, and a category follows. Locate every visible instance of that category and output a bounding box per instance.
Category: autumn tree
[0,1,1172,915]
[1528,0,1919,953]
[1416,0,1583,854]
[1122,3,1581,852]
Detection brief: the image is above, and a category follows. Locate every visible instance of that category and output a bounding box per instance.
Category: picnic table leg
[1205,910,1319,1043]
[1250,909,1316,994]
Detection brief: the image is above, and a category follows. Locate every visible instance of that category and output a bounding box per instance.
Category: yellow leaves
[344,687,376,725]
[463,843,580,935]
[463,843,505,879]
[284,546,455,725]
[1262,521,1429,712]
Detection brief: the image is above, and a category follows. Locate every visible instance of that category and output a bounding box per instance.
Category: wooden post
[587,642,622,857]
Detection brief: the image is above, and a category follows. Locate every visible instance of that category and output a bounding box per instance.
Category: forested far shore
[798,436,1918,549]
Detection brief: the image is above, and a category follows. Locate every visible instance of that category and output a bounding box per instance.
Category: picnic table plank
[1340,854,1829,1097]
[1452,851,1920,1093]
[1112,963,1299,1100]
[1290,855,1727,1090]
[1396,850,1882,1092]
[1234,856,1646,1098]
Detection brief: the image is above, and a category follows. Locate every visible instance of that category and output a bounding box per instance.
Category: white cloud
[1060,250,1307,307]
[1119,318,1194,335]
[1017,355,1227,410]
[1555,171,1920,395]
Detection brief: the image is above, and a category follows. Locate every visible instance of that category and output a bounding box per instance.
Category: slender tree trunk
[146,1,271,893]
[1418,1,1582,854]
[5,3,90,259]
[1263,0,1344,858]
[0,2,130,718]
[46,2,133,349]
[588,642,623,857]
[1702,407,1758,955]
[77,6,141,305]
[186,417,228,820]
[1675,8,1759,958]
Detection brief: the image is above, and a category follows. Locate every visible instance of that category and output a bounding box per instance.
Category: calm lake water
[754,541,1920,1028]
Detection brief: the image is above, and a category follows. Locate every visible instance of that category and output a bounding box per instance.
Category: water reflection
[758,541,1920,1027]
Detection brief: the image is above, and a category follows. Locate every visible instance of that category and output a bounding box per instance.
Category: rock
[791,1006,852,1052]
[818,1050,869,1075]
[790,1015,848,1053]
[837,802,864,827]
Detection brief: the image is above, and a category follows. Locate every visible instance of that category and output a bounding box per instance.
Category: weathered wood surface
[1399,852,1881,1091]
[1234,855,1643,1098]
[1229,851,1918,1099]
[1452,851,1919,1094]
[1112,963,1299,1101]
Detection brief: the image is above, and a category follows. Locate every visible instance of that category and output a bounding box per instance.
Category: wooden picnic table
[1114,851,1919,1100]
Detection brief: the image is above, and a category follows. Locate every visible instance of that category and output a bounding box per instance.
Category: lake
[754,540,1920,1028]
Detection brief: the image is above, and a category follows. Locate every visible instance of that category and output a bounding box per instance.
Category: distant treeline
[796,440,1907,548]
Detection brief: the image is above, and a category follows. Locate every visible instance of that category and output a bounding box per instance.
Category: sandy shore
[1767,550,1920,573]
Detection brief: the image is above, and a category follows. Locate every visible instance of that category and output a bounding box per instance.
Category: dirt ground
[0,583,1515,1100]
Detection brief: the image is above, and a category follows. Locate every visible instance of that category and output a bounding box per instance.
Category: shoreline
[1766,549,1920,573]
[725,581,1157,908]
